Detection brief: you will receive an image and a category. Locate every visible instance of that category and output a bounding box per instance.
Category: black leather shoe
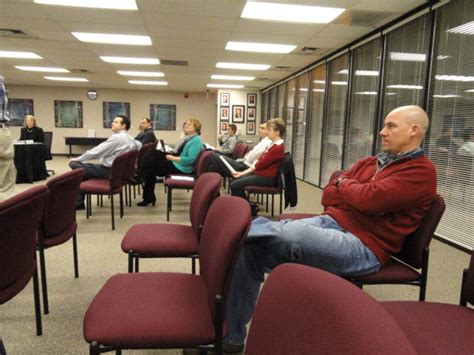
[137,199,156,207]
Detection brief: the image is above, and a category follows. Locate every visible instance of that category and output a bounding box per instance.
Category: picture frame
[220,106,229,121]
[247,107,256,121]
[220,121,229,134]
[247,93,257,107]
[6,98,34,126]
[220,93,230,107]
[246,121,256,135]
[54,100,83,128]
[232,105,245,123]
[103,102,130,128]
[150,104,176,130]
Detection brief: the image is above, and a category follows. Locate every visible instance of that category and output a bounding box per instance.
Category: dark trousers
[69,161,109,205]
[230,173,276,199]
[142,155,181,202]
[204,153,247,177]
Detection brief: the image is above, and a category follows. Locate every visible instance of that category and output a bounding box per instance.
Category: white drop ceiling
[0,0,427,92]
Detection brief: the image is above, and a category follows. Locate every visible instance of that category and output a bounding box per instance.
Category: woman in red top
[230,118,285,201]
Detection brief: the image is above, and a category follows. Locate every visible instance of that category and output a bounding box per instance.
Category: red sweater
[322,155,437,264]
[254,143,285,177]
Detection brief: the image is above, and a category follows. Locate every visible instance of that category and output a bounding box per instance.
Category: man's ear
[410,123,421,137]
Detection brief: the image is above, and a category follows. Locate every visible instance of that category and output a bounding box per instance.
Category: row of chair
[0,169,85,336]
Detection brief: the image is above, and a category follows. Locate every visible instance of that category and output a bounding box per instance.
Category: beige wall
[8,85,217,155]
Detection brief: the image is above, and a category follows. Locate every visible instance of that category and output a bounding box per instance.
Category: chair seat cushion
[164,177,195,189]
[80,179,121,194]
[245,185,280,194]
[83,273,214,348]
[382,301,474,354]
[40,222,77,248]
[121,224,198,256]
[353,258,420,284]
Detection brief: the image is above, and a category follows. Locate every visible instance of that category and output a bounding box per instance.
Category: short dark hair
[116,115,130,130]
[141,117,151,124]
[229,124,237,133]
[267,118,286,137]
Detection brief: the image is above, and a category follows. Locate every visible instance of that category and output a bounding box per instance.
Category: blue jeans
[224,215,381,345]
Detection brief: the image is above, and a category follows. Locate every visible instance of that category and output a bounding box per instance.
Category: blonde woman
[20,115,44,142]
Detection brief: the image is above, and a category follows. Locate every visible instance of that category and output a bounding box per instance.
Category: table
[14,143,48,183]
[64,137,107,157]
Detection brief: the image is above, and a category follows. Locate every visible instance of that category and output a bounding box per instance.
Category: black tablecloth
[14,143,48,183]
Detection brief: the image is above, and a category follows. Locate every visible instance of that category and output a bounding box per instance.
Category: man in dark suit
[135,117,156,145]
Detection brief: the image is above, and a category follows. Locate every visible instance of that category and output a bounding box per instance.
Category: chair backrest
[122,149,139,181]
[43,131,53,160]
[461,250,474,306]
[42,169,84,240]
[109,152,129,190]
[232,143,250,160]
[194,149,213,177]
[189,172,222,239]
[0,185,48,304]
[136,142,157,169]
[245,264,417,355]
[395,194,446,268]
[199,196,251,320]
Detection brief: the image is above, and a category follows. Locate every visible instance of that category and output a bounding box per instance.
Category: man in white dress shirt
[69,115,141,209]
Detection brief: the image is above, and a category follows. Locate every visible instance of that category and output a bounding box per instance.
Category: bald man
[223,105,437,352]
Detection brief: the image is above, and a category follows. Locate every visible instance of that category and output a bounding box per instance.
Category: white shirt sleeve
[243,137,272,166]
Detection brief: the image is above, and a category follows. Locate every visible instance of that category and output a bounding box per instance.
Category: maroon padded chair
[232,142,251,160]
[245,263,417,355]
[79,151,129,230]
[121,149,139,207]
[38,169,85,315]
[83,196,252,355]
[381,250,474,354]
[121,172,222,274]
[164,149,213,221]
[0,185,49,336]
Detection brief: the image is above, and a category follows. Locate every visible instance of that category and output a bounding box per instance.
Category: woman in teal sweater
[138,118,203,206]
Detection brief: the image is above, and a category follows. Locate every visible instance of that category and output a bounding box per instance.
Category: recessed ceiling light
[128,80,168,85]
[437,55,450,60]
[207,83,245,89]
[100,56,160,65]
[355,91,378,95]
[117,70,164,77]
[241,2,344,24]
[313,80,325,84]
[433,94,461,98]
[386,84,423,90]
[337,69,379,76]
[435,75,474,82]
[313,89,325,92]
[447,21,474,35]
[211,74,254,81]
[331,81,347,86]
[0,51,42,59]
[44,76,88,82]
[72,32,151,45]
[33,0,137,10]
[216,62,270,70]
[390,52,426,62]
[226,41,296,54]
[465,89,474,92]
[15,66,69,73]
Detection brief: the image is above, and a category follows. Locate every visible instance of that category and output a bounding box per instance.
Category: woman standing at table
[20,115,44,143]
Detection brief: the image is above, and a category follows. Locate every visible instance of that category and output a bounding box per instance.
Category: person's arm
[254,144,285,171]
[19,128,26,140]
[219,136,237,155]
[232,165,255,178]
[244,138,271,164]
[168,137,201,165]
[71,135,117,162]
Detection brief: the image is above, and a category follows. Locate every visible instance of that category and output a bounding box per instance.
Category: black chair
[43,131,55,176]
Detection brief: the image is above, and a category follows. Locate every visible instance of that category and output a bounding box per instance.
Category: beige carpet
[1,156,471,354]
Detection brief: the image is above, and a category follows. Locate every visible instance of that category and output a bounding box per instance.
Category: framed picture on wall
[247,93,257,107]
[6,98,34,126]
[220,121,228,134]
[103,102,130,128]
[54,100,83,128]
[220,107,229,121]
[220,93,230,107]
[232,105,245,123]
[150,104,176,130]
[247,107,256,121]
[246,121,256,135]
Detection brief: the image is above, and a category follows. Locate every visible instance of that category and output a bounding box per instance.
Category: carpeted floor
[1,156,471,354]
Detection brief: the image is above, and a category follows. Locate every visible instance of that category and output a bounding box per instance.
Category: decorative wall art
[54,100,83,128]
[7,98,34,126]
[150,104,176,130]
[103,102,130,128]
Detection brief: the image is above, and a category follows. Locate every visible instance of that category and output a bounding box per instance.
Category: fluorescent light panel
[390,52,426,62]
[15,66,69,73]
[211,74,254,81]
[331,81,347,86]
[241,2,344,24]
[386,84,423,90]
[33,0,137,10]
[0,51,41,59]
[100,56,159,64]
[207,83,244,89]
[313,89,325,92]
[72,32,151,45]
[355,91,378,95]
[433,94,460,98]
[338,69,379,76]
[435,75,474,82]
[44,76,88,82]
[128,80,167,85]
[313,80,326,84]
[216,62,270,70]
[465,89,474,92]
[117,70,164,77]
[226,41,296,54]
[447,21,474,35]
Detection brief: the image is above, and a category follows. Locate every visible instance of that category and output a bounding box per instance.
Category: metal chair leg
[32,268,43,336]
[38,244,49,314]
[72,233,79,278]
